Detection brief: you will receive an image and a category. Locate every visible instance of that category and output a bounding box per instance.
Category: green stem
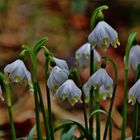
[5,80,16,140]
[89,45,94,138]
[90,5,108,31]
[102,57,118,140]
[34,83,43,140]
[121,68,128,140]
[45,58,54,140]
[95,89,100,140]
[89,6,108,137]
[121,32,137,140]
[71,68,88,132]
[109,122,112,140]
[132,101,138,140]
[0,73,16,140]
[37,81,50,140]
[5,83,16,140]
[8,106,16,140]
[81,90,88,132]
[21,46,43,139]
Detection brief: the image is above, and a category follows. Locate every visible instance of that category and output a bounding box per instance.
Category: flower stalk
[0,73,16,140]
[121,32,137,140]
[21,46,43,140]
[45,57,55,140]
[71,68,88,131]
[95,88,100,140]
[103,57,118,140]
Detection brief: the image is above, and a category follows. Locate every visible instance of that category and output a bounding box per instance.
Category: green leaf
[89,109,108,119]
[61,126,77,140]
[27,125,36,140]
[54,120,92,139]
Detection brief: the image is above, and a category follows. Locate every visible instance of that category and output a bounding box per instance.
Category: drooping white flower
[128,45,140,70]
[4,59,33,92]
[128,79,140,105]
[53,57,69,70]
[47,66,69,94]
[87,68,113,89]
[88,21,120,50]
[75,43,101,68]
[56,80,82,106]
[0,85,4,101]
[4,59,32,83]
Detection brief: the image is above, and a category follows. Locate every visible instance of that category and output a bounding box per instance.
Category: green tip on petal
[93,84,99,90]
[103,38,109,45]
[70,96,78,106]
[61,94,67,100]
[128,95,136,105]
[14,75,21,83]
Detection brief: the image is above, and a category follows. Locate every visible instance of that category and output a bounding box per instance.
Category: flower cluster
[47,58,82,106]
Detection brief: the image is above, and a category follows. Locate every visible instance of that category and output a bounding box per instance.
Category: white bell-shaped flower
[88,21,120,50]
[128,45,140,70]
[99,85,113,100]
[87,68,113,89]
[4,59,32,84]
[56,80,82,106]
[4,59,33,92]
[75,43,101,68]
[128,79,140,105]
[47,66,69,94]
[53,57,69,70]
[0,85,4,101]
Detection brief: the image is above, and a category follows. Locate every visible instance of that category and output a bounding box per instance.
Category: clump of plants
[0,5,139,140]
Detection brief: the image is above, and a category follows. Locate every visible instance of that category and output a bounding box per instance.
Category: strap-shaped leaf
[27,125,36,140]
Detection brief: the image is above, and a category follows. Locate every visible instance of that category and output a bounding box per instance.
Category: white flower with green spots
[56,80,82,106]
[47,66,69,94]
[75,43,101,68]
[128,79,140,105]
[88,21,120,51]
[4,59,33,92]
[88,68,113,89]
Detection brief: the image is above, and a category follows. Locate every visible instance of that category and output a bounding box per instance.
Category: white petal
[47,66,69,93]
[53,57,69,70]
[129,45,140,70]
[75,43,101,68]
